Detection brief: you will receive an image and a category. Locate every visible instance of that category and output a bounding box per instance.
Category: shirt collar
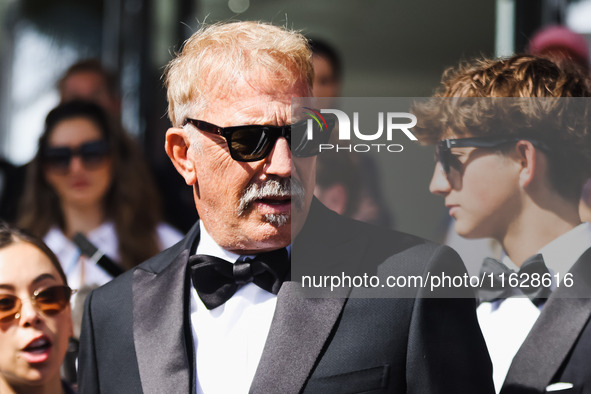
[538,222,591,274]
[196,221,242,263]
[502,222,591,273]
[44,222,115,253]
[195,221,292,263]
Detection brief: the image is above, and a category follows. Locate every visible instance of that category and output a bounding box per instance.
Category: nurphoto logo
[304,107,418,153]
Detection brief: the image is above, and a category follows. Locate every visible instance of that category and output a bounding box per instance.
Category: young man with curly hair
[417,54,591,393]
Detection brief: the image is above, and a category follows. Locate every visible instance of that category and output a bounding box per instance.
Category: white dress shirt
[44,221,183,293]
[477,222,591,392]
[192,222,285,394]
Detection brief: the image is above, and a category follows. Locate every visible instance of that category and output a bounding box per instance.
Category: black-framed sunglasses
[42,140,110,173]
[183,117,335,162]
[0,285,76,323]
[436,136,550,174]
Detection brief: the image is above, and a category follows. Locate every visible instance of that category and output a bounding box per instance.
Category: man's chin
[454,223,484,240]
[264,213,290,226]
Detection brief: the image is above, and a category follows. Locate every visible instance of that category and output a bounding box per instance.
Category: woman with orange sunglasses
[0,222,75,394]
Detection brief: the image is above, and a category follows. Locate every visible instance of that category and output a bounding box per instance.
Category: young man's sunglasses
[0,285,76,322]
[436,136,549,174]
[42,140,110,173]
[183,117,335,162]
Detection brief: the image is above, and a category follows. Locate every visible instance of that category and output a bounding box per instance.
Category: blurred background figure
[527,26,591,223]
[58,59,197,233]
[528,25,590,74]
[58,59,122,121]
[16,101,182,336]
[309,38,343,99]
[581,180,591,222]
[0,159,24,223]
[314,151,361,218]
[352,155,394,227]
[0,59,124,225]
[0,221,75,394]
[310,38,394,227]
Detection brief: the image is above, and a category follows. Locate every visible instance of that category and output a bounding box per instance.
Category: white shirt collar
[196,221,242,263]
[195,221,292,263]
[44,222,117,254]
[538,222,591,274]
[501,222,591,274]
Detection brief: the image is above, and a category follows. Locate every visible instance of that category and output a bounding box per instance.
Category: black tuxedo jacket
[501,248,591,394]
[78,200,494,393]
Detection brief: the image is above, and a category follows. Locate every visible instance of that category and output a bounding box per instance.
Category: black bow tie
[189,248,289,310]
[478,253,552,306]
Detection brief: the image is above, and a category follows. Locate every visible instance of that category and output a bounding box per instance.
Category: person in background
[309,38,343,99]
[59,59,198,233]
[418,54,591,392]
[0,221,75,394]
[309,38,393,227]
[528,25,590,75]
[58,59,122,121]
[0,60,123,226]
[527,25,591,224]
[17,101,182,332]
[314,150,361,218]
[0,159,25,223]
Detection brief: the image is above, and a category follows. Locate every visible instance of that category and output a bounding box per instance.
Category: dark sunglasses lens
[0,294,20,322]
[436,144,451,174]
[43,148,72,171]
[35,286,71,315]
[291,118,332,157]
[229,128,273,161]
[79,141,109,166]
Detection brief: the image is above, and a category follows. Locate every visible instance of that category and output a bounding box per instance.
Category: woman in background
[18,101,182,300]
[0,221,75,394]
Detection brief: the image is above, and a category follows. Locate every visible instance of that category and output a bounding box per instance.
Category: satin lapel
[250,201,363,393]
[502,248,591,393]
[132,224,200,394]
[249,282,347,394]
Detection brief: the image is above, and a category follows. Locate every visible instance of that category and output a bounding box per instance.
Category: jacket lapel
[502,248,591,393]
[132,224,200,394]
[249,282,347,393]
[250,200,365,393]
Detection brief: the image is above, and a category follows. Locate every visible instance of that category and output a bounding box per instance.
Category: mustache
[237,177,305,216]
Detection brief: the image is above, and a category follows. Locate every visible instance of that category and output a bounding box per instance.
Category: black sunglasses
[436,136,549,174]
[42,140,110,173]
[0,285,76,323]
[183,117,335,162]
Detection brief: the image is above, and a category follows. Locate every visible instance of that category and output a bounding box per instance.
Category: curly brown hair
[18,101,163,270]
[413,54,591,201]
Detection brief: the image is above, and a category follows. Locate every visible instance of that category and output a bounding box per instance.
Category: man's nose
[429,163,452,196]
[264,137,291,177]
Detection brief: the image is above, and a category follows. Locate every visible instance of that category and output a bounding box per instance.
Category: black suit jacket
[78,200,494,393]
[501,248,591,394]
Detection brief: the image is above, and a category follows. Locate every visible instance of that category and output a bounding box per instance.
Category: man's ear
[165,127,197,185]
[515,140,538,188]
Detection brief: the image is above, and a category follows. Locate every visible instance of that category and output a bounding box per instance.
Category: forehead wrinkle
[205,71,302,126]
[231,101,292,126]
